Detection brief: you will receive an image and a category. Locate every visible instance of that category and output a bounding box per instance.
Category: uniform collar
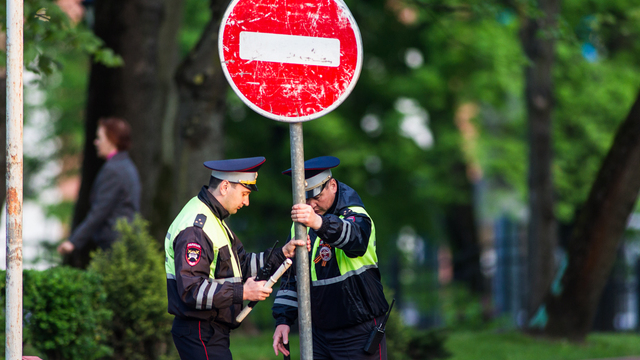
[197,186,230,220]
[329,180,365,214]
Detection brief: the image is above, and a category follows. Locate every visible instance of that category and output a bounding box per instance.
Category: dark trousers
[171,317,231,360]
[312,316,387,360]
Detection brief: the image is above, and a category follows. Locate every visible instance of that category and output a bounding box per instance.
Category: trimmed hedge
[1,215,175,360]
[1,266,113,360]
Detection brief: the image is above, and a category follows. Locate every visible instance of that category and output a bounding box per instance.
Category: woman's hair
[98,117,132,151]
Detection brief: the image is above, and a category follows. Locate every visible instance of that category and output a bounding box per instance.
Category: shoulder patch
[186,243,202,266]
[194,214,207,228]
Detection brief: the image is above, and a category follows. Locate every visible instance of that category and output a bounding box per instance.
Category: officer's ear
[327,178,338,194]
[219,180,230,195]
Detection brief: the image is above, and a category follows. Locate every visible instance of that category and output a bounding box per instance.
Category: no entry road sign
[219,0,363,122]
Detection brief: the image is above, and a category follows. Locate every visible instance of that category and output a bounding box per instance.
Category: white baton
[236,258,293,323]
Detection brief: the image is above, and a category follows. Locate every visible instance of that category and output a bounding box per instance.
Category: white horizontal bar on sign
[239,31,340,67]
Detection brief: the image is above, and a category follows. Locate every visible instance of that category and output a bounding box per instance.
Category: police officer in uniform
[272,156,389,360]
[165,157,308,360]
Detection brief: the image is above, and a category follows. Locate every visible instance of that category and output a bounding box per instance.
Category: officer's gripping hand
[242,277,272,301]
[273,324,291,356]
[282,235,311,258]
[291,203,323,230]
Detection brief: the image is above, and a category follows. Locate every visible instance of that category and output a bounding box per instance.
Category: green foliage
[0,267,113,360]
[440,284,489,331]
[180,0,211,57]
[0,0,122,76]
[383,289,449,360]
[370,309,450,360]
[384,307,413,360]
[88,216,174,360]
[406,329,451,360]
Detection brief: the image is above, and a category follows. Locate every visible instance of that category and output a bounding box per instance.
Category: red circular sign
[219,0,363,122]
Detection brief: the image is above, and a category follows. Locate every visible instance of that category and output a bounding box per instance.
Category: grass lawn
[446,331,640,360]
[230,331,298,360]
[229,330,640,360]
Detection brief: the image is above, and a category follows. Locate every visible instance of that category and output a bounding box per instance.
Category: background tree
[518,0,560,318]
[544,90,640,340]
[69,0,183,267]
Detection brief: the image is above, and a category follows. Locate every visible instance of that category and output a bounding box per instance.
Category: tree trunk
[172,0,227,214]
[67,0,182,267]
[519,0,559,317]
[544,90,640,340]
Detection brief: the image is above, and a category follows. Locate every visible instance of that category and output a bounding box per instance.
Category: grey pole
[289,122,313,360]
[5,0,23,358]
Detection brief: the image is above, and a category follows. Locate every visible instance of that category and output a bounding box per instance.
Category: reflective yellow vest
[291,206,378,284]
[165,197,242,282]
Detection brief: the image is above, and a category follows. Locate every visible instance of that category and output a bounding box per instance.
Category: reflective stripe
[210,277,242,284]
[259,252,264,269]
[205,282,218,309]
[166,232,171,240]
[196,281,209,309]
[333,219,351,248]
[333,219,348,246]
[251,254,257,277]
[274,298,298,308]
[167,273,176,280]
[276,290,298,299]
[312,264,378,287]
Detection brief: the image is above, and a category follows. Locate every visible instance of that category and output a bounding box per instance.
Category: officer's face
[306,179,337,216]
[224,182,251,214]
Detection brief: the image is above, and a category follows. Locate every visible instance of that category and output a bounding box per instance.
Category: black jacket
[70,151,141,250]
[272,181,388,330]
[167,187,287,329]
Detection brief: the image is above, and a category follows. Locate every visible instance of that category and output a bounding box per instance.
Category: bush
[89,215,174,360]
[0,267,113,360]
[385,301,450,360]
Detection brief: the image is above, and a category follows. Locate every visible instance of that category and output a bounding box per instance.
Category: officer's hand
[273,324,291,356]
[242,277,272,301]
[292,204,323,230]
[57,241,75,255]
[282,235,311,258]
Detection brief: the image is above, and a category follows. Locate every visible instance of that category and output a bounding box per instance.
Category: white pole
[5,0,24,358]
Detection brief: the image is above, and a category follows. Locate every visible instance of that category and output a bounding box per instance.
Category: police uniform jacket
[166,186,287,329]
[272,181,388,330]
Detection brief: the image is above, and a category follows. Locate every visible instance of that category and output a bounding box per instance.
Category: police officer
[165,157,308,360]
[272,156,389,360]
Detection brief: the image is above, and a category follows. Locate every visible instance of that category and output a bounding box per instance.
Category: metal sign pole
[5,0,24,358]
[289,122,313,360]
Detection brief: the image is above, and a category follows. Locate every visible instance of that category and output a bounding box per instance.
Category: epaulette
[194,214,207,228]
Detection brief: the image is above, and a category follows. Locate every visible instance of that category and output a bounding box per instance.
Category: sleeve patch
[186,243,202,266]
[194,214,207,228]
[346,216,356,222]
